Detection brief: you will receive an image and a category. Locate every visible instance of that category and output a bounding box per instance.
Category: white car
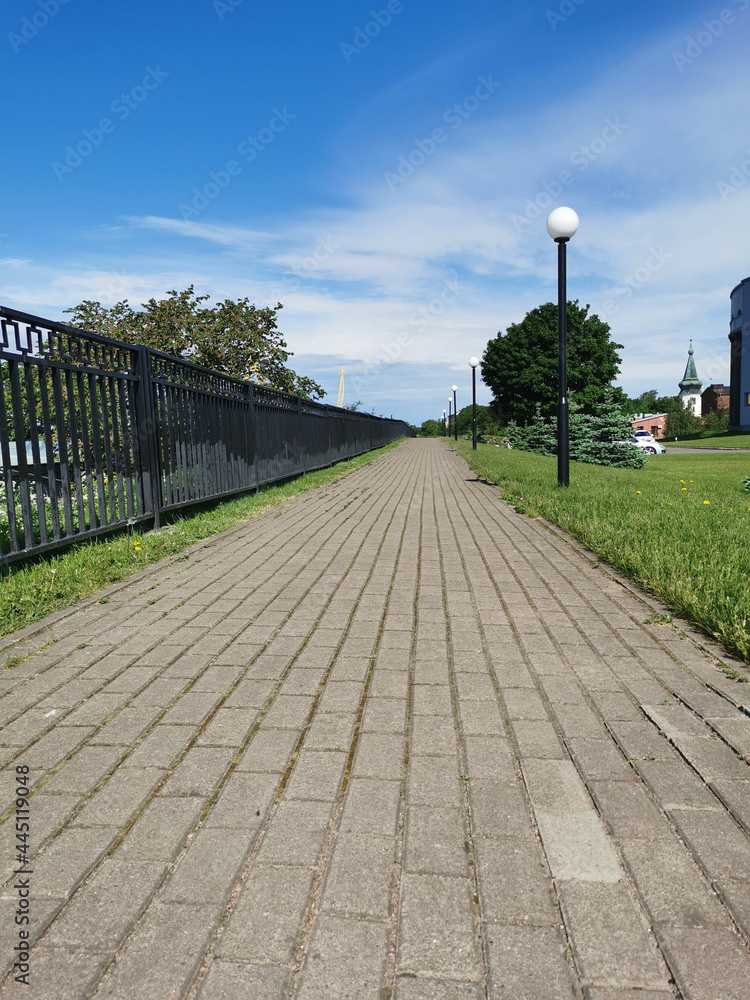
[625,433,667,455]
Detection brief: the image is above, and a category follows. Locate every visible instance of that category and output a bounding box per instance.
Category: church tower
[678,341,702,413]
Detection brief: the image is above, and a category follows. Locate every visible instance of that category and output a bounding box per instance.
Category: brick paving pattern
[1,438,749,999]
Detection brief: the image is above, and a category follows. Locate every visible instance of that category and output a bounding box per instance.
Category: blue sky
[2,0,749,423]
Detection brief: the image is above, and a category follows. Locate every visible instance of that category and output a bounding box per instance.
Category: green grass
[453,441,750,664]
[666,433,750,449]
[0,442,405,643]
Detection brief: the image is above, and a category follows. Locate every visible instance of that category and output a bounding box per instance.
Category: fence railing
[1,304,412,567]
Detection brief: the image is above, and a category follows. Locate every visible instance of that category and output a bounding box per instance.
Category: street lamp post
[448,399,452,438]
[546,206,579,488]
[451,385,458,441]
[469,358,479,449]
[442,409,446,436]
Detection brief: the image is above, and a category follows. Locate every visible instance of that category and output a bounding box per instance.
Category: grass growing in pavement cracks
[453,441,750,665]
[0,441,406,642]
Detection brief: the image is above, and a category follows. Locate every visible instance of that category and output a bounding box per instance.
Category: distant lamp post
[451,385,458,441]
[469,358,479,449]
[448,398,452,437]
[546,206,579,487]
[443,409,446,435]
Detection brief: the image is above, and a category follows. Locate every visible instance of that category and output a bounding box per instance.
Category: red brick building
[628,413,668,440]
[701,384,730,416]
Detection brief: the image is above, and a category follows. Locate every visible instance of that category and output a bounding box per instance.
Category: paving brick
[281,749,347,801]
[566,737,634,780]
[398,874,482,980]
[235,728,299,772]
[633,758,719,810]
[216,865,315,962]
[73,767,162,827]
[87,707,162,746]
[295,915,389,1000]
[161,826,251,905]
[203,770,278,828]
[475,834,558,925]
[194,707,260,747]
[93,902,222,1000]
[116,796,204,863]
[31,826,116,901]
[44,856,169,949]
[535,811,622,882]
[39,745,124,794]
[255,799,333,867]
[405,807,468,875]
[619,838,727,928]
[158,745,236,797]
[120,723,198,769]
[340,778,401,835]
[467,779,529,838]
[462,736,515,783]
[196,959,292,999]
[670,809,750,881]
[161,691,225,726]
[557,880,668,989]
[588,780,672,840]
[512,720,566,759]
[320,831,394,919]
[656,925,750,1000]
[351,733,404,777]
[484,925,577,999]
[0,948,108,1000]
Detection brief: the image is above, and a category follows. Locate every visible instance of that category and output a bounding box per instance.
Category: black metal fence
[1,304,412,568]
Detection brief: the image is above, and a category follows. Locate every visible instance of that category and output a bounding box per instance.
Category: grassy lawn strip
[0,441,405,642]
[453,441,750,665]
[666,433,750,449]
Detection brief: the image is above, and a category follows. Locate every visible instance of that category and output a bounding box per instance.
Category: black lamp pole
[448,399,452,437]
[556,236,570,488]
[452,386,458,441]
[469,360,478,449]
[546,206,578,489]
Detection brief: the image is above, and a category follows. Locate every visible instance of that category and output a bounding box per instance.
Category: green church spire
[679,340,702,392]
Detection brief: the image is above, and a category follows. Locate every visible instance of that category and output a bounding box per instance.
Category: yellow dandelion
[681,488,687,491]
[680,480,685,483]
[636,490,642,494]
[703,500,710,505]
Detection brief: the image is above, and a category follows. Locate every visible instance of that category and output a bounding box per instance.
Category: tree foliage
[506,395,645,468]
[665,404,702,439]
[481,301,623,424]
[455,405,500,441]
[63,287,325,399]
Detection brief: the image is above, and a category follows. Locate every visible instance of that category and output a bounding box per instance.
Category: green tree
[665,404,702,439]
[572,392,645,468]
[418,419,442,437]
[481,301,623,424]
[703,409,729,432]
[454,405,499,441]
[64,287,325,399]
[622,389,660,416]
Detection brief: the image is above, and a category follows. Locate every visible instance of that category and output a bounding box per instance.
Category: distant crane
[337,370,345,408]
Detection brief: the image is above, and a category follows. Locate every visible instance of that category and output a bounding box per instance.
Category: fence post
[133,347,162,528]
[247,383,260,493]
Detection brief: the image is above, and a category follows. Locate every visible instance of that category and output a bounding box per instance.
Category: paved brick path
[1,438,750,999]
